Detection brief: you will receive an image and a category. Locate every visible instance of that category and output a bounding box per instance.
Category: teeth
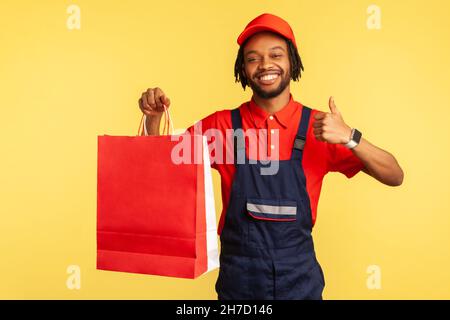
[259,74,279,81]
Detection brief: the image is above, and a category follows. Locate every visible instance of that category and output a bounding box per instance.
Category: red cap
[237,13,297,48]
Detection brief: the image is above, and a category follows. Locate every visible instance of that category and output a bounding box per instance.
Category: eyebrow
[245,46,286,56]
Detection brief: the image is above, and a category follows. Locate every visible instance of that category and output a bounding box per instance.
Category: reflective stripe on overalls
[215,105,325,300]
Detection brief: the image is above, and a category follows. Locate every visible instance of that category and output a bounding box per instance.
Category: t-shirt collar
[247,93,296,129]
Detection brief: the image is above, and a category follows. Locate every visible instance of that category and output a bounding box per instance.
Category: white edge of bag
[202,135,220,272]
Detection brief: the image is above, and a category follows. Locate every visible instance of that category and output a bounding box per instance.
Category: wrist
[146,112,163,119]
[143,113,164,135]
[341,126,352,144]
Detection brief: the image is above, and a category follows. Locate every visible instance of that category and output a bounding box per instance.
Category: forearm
[351,138,404,186]
[144,114,163,136]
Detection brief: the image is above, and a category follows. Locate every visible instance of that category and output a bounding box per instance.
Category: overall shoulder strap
[291,106,312,160]
[231,108,246,165]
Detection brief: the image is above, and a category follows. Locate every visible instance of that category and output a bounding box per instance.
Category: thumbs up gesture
[312,96,352,144]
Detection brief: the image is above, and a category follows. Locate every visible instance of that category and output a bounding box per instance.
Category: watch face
[353,129,362,144]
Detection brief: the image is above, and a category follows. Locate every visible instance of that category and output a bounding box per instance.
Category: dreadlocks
[234,35,304,90]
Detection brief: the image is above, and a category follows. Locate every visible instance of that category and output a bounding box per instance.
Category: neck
[252,86,291,114]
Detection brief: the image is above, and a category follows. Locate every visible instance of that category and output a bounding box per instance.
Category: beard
[247,69,291,99]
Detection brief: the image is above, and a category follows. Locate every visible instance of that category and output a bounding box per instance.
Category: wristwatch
[344,128,362,149]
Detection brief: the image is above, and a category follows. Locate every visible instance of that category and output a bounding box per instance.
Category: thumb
[160,95,171,108]
[329,96,339,114]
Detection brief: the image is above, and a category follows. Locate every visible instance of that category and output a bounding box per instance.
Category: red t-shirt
[186,94,364,235]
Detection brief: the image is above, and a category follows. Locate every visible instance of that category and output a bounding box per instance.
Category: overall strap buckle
[293,134,306,151]
[291,106,312,160]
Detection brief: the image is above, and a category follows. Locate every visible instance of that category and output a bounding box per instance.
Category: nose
[258,56,276,70]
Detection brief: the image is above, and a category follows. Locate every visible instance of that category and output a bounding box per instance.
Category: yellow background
[1,0,449,299]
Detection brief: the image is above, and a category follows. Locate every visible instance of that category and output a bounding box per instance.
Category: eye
[272,54,282,58]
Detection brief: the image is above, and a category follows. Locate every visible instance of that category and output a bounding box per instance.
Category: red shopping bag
[97,109,219,279]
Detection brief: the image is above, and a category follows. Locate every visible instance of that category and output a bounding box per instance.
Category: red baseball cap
[237,13,297,48]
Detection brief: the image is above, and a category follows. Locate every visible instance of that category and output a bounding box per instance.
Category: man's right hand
[139,87,171,116]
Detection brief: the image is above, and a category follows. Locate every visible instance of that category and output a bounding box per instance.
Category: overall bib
[215,105,325,300]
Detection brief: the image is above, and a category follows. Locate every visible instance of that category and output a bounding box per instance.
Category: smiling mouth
[256,73,280,85]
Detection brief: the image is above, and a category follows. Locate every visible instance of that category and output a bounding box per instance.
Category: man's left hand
[312,96,352,144]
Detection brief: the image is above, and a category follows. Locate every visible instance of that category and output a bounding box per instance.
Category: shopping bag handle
[138,105,174,136]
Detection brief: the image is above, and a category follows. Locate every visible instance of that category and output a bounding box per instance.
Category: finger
[329,96,339,114]
[139,98,153,116]
[146,88,157,111]
[313,128,323,136]
[162,96,171,108]
[154,87,165,110]
[140,93,149,109]
[140,94,153,114]
[154,87,170,108]
[312,120,324,128]
[314,134,325,142]
[314,111,326,120]
[144,89,152,108]
[138,97,146,112]
[141,92,155,113]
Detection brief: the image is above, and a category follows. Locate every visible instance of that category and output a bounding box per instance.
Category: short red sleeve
[327,143,365,178]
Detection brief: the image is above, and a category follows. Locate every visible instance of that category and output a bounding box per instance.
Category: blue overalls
[215,105,325,300]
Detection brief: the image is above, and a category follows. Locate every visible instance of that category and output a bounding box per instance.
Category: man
[138,13,404,300]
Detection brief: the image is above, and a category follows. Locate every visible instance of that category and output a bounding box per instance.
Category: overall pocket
[246,198,300,248]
